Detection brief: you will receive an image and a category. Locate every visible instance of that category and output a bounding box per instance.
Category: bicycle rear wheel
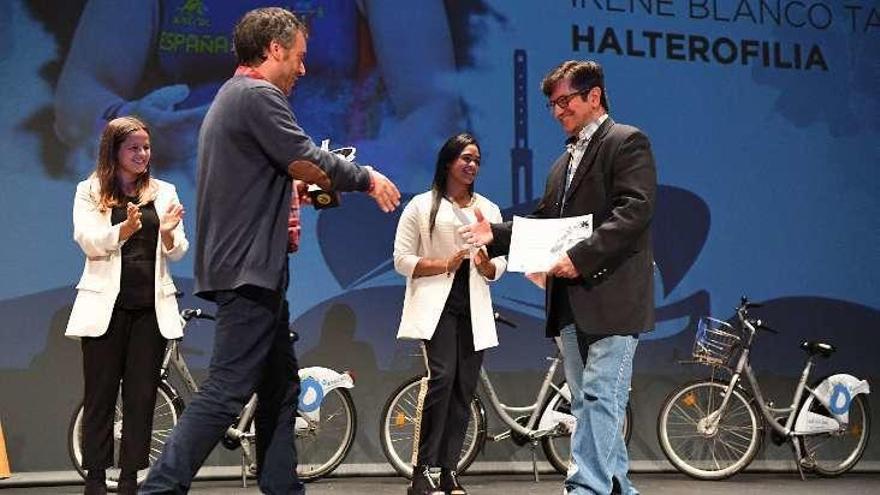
[541,384,633,474]
[295,387,357,481]
[68,380,181,490]
[657,380,762,480]
[379,375,485,479]
[799,393,871,476]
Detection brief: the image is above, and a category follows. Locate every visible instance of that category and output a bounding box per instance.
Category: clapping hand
[160,202,185,233]
[445,249,469,275]
[473,248,495,279]
[120,202,142,240]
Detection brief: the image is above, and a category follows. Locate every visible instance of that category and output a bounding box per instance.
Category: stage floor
[1,473,878,494]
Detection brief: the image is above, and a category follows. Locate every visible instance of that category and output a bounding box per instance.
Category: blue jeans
[140,286,303,494]
[559,324,638,495]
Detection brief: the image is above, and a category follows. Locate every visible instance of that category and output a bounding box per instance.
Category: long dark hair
[428,133,480,237]
[94,116,154,211]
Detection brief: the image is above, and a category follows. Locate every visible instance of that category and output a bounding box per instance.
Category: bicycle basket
[693,317,741,366]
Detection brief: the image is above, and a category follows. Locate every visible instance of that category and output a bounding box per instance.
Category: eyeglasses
[546,88,592,111]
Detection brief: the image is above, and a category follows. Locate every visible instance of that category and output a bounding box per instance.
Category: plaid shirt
[288,180,302,252]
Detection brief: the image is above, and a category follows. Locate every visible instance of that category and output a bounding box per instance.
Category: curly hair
[233,7,308,66]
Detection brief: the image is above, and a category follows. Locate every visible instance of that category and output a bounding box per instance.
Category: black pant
[81,306,166,471]
[140,286,302,495]
[417,308,483,469]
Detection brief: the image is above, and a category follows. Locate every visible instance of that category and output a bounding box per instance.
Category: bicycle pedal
[798,456,816,470]
[490,431,511,442]
[221,436,241,450]
[511,416,533,446]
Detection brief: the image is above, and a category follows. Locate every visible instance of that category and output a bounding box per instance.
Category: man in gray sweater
[141,8,400,494]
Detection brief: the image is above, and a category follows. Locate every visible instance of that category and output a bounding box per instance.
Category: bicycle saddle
[800,340,836,358]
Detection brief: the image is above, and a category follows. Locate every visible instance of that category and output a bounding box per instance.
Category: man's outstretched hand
[368,169,401,213]
[459,207,493,248]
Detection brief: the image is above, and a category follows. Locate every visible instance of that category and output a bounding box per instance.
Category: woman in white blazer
[65,117,188,495]
[393,133,506,495]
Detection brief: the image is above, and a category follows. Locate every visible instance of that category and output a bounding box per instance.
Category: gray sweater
[194,75,371,298]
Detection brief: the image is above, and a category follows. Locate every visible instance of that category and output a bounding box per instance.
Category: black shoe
[84,469,106,495]
[83,478,107,495]
[116,475,138,495]
[408,465,444,495]
[439,468,466,495]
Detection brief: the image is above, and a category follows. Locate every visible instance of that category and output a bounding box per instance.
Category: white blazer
[65,177,189,339]
[393,191,507,351]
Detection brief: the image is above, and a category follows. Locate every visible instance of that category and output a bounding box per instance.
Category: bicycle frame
[160,339,199,396]
[710,349,810,438]
[158,337,260,471]
[477,339,567,442]
[700,310,836,441]
[128,309,358,486]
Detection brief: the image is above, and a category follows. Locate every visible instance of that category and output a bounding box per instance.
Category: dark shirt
[444,262,471,317]
[194,75,372,299]
[550,280,575,331]
[111,198,158,308]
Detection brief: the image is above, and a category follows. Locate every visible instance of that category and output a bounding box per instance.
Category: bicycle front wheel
[295,387,357,481]
[541,385,573,474]
[657,380,762,480]
[379,375,485,479]
[799,393,871,477]
[68,380,181,490]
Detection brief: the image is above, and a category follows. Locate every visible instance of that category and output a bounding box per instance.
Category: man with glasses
[461,60,655,494]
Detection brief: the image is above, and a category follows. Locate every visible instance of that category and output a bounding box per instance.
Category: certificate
[507,215,593,273]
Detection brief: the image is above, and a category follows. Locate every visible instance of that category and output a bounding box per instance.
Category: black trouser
[81,306,166,471]
[140,286,302,495]
[416,307,483,469]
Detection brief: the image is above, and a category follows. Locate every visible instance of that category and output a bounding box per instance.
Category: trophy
[309,141,357,209]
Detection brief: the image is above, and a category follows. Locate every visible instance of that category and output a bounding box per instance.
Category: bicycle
[68,308,358,489]
[379,313,632,480]
[657,296,871,480]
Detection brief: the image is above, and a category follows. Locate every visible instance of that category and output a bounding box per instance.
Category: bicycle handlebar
[181,308,215,321]
[753,319,778,334]
[738,295,762,310]
[736,297,778,335]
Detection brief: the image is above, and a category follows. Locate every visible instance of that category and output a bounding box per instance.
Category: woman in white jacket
[393,133,506,495]
[65,117,188,495]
